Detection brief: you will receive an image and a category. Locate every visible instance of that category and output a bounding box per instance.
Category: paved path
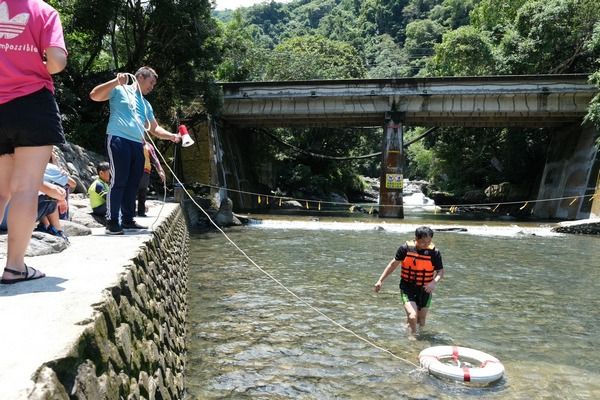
[0,204,177,399]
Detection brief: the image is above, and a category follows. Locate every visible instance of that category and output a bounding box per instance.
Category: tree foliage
[264,35,365,80]
[51,0,221,152]
[50,0,600,199]
[429,26,496,76]
[211,0,600,199]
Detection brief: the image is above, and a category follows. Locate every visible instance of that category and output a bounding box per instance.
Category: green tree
[470,0,527,35]
[428,26,496,76]
[424,128,550,196]
[215,12,269,81]
[243,0,291,44]
[404,19,445,74]
[502,0,598,73]
[429,0,476,29]
[264,35,366,80]
[365,35,412,78]
[51,0,221,152]
[585,21,600,139]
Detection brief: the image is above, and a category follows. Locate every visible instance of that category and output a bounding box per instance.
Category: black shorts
[400,282,432,310]
[0,88,65,156]
[37,195,58,221]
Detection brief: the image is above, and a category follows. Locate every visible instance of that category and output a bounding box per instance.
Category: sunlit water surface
[185,217,600,399]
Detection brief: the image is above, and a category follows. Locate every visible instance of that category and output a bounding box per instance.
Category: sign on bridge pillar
[379,112,404,218]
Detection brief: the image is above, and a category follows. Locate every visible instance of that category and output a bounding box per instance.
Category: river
[184,215,600,399]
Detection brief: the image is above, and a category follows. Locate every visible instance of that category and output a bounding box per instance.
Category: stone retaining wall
[29,208,190,399]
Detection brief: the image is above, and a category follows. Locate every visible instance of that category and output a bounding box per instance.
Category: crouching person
[1,182,68,243]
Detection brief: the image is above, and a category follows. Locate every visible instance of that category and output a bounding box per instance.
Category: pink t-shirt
[0,0,67,104]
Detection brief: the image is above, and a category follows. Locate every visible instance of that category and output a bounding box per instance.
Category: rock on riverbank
[552,218,600,235]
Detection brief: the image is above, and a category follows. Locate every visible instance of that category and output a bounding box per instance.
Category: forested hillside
[213,0,600,203]
[48,0,600,204]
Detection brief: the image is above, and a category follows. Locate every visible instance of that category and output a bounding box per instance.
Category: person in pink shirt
[0,0,68,284]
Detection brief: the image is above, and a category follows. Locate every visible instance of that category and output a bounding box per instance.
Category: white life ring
[419,346,504,384]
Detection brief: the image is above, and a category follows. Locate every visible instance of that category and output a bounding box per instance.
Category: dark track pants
[106,135,144,224]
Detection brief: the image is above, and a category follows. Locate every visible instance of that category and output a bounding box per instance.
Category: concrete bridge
[217,75,599,219]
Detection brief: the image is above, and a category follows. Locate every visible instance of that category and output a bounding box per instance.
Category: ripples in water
[185,222,600,399]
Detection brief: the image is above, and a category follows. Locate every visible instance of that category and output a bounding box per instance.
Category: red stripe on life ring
[463,367,471,382]
[452,346,460,363]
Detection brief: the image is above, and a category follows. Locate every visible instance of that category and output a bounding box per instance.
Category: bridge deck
[220,74,597,128]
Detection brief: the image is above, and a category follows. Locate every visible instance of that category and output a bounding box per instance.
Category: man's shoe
[105,221,124,235]
[122,221,147,230]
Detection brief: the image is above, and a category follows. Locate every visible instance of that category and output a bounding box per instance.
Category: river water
[184,216,600,399]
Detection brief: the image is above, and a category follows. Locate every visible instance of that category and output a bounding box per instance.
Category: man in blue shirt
[89,67,180,234]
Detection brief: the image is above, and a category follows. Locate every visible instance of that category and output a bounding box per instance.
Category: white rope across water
[123,73,421,370]
[158,148,421,369]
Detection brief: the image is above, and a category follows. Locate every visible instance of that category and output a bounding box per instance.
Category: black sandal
[0,265,45,284]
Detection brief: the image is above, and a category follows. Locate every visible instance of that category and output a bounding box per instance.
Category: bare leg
[1,146,52,280]
[403,301,419,339]
[417,307,429,333]
[46,209,62,231]
[39,216,50,229]
[0,154,14,223]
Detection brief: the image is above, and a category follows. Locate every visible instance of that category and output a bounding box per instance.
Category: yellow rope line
[190,180,598,211]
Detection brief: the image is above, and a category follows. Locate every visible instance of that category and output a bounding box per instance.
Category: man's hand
[171,133,181,143]
[158,171,166,183]
[116,73,128,85]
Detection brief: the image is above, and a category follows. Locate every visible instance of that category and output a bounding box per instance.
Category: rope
[121,73,421,369]
[178,179,598,211]
[257,126,438,161]
[258,128,382,160]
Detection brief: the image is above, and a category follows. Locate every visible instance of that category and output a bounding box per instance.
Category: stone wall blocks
[97,366,121,400]
[157,354,167,376]
[100,294,121,336]
[106,341,125,372]
[71,360,101,399]
[144,318,156,339]
[135,283,149,309]
[115,323,133,366]
[137,371,156,400]
[174,372,185,394]
[119,270,136,303]
[130,342,143,373]
[127,377,141,400]
[139,340,160,371]
[86,314,124,370]
[151,318,162,338]
[119,296,145,341]
[117,372,131,398]
[30,207,189,398]
[29,366,70,400]
[157,324,165,343]
[153,369,171,400]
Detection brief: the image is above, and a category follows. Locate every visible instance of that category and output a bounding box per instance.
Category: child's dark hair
[96,161,110,174]
[415,226,434,239]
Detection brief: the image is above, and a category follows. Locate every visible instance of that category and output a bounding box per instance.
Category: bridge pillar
[379,112,405,218]
[533,123,599,220]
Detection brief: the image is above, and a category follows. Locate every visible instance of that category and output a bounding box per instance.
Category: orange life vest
[401,240,436,286]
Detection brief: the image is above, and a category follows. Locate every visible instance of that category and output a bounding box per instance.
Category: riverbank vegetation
[48,0,599,204]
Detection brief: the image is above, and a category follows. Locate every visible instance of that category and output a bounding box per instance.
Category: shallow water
[185,218,600,399]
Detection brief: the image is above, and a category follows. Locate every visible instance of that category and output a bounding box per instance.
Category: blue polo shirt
[107,85,155,143]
